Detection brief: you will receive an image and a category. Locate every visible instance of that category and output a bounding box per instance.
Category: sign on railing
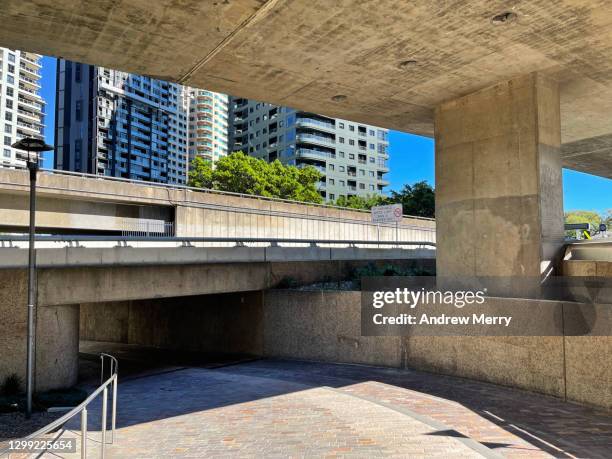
[371,204,403,224]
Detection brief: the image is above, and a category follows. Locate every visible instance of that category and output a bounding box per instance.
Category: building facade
[230,98,389,201]
[55,60,189,184]
[187,88,229,164]
[0,48,45,167]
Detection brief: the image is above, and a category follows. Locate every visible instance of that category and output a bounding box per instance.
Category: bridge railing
[26,167,433,222]
[0,353,118,459]
[0,234,436,249]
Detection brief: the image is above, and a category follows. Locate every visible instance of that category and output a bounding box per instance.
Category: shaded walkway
[50,360,611,458]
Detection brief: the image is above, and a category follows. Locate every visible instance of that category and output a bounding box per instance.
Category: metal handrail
[1,166,435,222]
[0,354,118,459]
[0,234,436,247]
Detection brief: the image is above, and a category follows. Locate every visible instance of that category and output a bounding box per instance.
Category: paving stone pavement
[24,359,612,459]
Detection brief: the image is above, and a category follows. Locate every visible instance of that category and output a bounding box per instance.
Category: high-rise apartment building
[229,98,390,201]
[0,49,45,167]
[55,60,189,184]
[187,88,229,164]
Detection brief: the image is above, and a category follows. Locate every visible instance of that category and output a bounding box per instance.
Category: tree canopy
[331,181,435,218]
[188,152,323,204]
[189,153,436,216]
[564,210,603,229]
[388,181,435,218]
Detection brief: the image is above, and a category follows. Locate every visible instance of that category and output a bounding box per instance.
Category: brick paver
[23,359,611,458]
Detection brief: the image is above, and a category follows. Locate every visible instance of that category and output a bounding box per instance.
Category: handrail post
[81,408,87,459]
[101,386,108,458]
[111,374,117,444]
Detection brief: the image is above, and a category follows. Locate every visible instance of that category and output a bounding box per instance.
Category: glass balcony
[296,117,335,132]
[296,133,335,147]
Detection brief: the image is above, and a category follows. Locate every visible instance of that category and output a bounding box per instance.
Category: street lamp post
[11,137,54,419]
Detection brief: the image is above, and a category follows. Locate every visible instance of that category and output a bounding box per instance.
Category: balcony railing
[296,148,334,159]
[296,133,336,147]
[296,117,335,131]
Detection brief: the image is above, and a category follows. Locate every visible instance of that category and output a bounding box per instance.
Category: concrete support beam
[435,73,564,290]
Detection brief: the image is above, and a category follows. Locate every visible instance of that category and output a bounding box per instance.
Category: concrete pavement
[41,359,612,458]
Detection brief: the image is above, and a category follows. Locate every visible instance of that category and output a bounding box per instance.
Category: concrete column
[435,74,564,289]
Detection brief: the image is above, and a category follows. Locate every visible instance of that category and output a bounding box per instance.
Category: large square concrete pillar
[435,73,564,287]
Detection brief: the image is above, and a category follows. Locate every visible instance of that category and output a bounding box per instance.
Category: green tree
[603,209,612,228]
[389,181,435,218]
[564,210,602,229]
[188,152,323,204]
[187,156,213,188]
[333,194,389,210]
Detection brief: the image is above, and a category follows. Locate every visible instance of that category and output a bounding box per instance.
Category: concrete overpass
[0,168,435,242]
[0,1,611,410]
[2,1,612,180]
[2,1,611,292]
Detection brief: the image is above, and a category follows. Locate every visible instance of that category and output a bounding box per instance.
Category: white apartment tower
[187,88,229,165]
[0,49,45,167]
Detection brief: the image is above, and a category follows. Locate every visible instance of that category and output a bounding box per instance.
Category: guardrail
[0,353,118,459]
[0,234,436,248]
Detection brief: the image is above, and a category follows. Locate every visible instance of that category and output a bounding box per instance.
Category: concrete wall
[78,287,610,409]
[0,168,435,240]
[262,291,611,409]
[0,270,79,392]
[263,290,401,367]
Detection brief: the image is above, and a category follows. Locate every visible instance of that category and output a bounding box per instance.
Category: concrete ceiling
[2,0,612,178]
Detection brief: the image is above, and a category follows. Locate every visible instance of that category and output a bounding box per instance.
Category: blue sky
[39,56,611,214]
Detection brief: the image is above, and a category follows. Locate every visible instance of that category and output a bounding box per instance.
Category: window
[369,171,375,177]
[7,75,14,85]
[349,125,354,131]
[75,63,82,82]
[349,139,354,146]
[339,151,345,158]
[328,164,335,171]
[360,169,365,176]
[75,100,83,121]
[4,124,11,134]
[6,87,13,97]
[329,193,335,200]
[4,136,11,146]
[339,137,344,143]
[329,178,335,185]
[369,129,375,136]
[8,64,14,74]
[5,113,12,122]
[339,180,345,187]
[369,157,375,163]
[349,153,355,160]
[6,99,13,109]
[369,184,375,191]
[339,165,345,172]
[359,183,365,189]
[339,122,345,129]
[75,139,82,157]
[8,53,15,63]
[369,143,375,150]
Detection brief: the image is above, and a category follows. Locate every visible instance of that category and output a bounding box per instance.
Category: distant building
[55,60,189,184]
[229,98,390,201]
[186,88,229,164]
[0,49,45,167]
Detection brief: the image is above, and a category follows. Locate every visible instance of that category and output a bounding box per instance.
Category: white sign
[371,203,403,223]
